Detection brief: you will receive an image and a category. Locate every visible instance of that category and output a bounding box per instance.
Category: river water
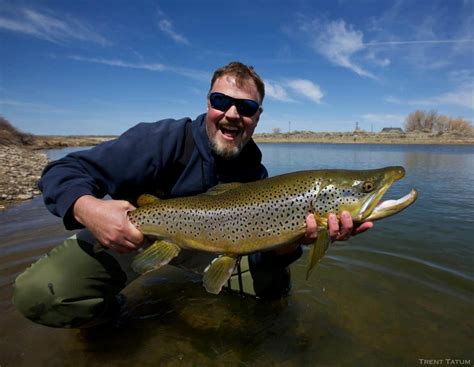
[0,143,473,366]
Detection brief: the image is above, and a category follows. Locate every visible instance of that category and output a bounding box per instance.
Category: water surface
[1,143,473,366]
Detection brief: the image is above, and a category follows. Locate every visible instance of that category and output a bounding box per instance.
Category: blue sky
[1,0,473,135]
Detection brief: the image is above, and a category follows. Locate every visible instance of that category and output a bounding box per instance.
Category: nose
[224,104,240,120]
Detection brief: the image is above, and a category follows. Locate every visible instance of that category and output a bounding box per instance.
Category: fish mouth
[356,166,417,222]
[364,189,417,221]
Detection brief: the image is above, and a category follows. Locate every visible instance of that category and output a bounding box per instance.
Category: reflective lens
[209,92,260,117]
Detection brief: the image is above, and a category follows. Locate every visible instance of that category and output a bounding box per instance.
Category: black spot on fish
[48,282,55,295]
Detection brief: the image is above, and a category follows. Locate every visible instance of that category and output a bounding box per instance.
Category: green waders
[13,230,257,328]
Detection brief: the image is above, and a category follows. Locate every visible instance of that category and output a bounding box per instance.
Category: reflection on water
[1,143,473,366]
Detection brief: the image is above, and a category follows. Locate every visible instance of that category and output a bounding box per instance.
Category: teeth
[221,126,239,131]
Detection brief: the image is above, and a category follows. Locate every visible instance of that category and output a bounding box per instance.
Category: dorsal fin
[202,182,243,196]
[136,194,161,207]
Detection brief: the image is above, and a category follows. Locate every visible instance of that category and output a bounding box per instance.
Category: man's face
[206,75,262,159]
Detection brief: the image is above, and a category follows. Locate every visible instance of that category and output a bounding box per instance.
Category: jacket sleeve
[38,120,187,229]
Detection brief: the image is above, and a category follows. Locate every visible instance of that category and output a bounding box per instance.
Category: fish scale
[129,166,417,294]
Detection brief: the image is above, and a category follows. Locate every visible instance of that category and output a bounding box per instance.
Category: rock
[16,193,33,200]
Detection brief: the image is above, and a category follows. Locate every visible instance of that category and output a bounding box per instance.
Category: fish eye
[363,181,375,192]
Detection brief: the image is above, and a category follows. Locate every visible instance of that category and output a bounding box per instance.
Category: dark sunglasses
[209,92,261,117]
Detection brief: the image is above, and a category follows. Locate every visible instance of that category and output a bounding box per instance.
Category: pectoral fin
[306,228,330,280]
[132,240,181,274]
[203,255,237,294]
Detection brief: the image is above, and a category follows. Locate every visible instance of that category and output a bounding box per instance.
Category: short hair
[210,61,265,103]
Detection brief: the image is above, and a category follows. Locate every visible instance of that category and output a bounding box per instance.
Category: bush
[405,110,473,134]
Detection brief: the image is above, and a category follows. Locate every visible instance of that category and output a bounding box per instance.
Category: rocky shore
[0,145,48,210]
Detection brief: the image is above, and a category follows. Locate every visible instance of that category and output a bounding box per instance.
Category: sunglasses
[209,92,261,117]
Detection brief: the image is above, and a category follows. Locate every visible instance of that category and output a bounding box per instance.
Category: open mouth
[219,125,241,140]
[365,189,417,221]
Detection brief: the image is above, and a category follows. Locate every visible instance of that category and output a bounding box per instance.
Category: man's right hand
[73,195,144,253]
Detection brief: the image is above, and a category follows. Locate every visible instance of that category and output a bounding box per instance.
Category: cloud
[385,83,474,110]
[0,6,109,45]
[68,55,209,81]
[360,113,405,125]
[264,79,323,104]
[0,99,72,114]
[69,55,166,71]
[287,79,324,103]
[265,81,293,102]
[298,10,473,78]
[157,14,189,45]
[304,19,377,79]
[426,83,474,110]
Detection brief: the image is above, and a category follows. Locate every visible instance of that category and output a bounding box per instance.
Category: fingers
[328,211,353,242]
[299,213,318,245]
[328,212,374,242]
[352,221,374,235]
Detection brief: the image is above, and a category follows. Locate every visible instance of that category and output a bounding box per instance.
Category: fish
[129,166,417,294]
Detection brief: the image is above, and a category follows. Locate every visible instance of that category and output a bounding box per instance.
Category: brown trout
[129,166,417,294]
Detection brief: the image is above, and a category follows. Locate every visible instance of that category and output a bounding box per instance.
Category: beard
[209,137,244,160]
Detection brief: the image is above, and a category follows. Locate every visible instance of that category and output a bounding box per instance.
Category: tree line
[405,110,473,134]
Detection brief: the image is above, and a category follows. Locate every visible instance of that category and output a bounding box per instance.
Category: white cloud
[0,99,72,114]
[287,79,324,103]
[69,55,166,71]
[425,83,474,110]
[265,81,293,102]
[385,83,474,110]
[306,19,377,79]
[68,55,209,81]
[360,113,405,125]
[298,11,473,78]
[263,78,323,104]
[0,6,109,45]
[158,19,189,45]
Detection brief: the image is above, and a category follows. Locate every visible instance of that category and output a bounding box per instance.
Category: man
[13,62,372,328]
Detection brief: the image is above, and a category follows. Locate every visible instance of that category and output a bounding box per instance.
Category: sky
[0,0,473,135]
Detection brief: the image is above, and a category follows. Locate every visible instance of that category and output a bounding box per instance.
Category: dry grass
[0,117,35,146]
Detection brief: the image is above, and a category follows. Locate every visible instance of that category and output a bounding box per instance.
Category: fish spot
[46,283,55,295]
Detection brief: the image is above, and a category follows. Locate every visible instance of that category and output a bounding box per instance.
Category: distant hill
[0,117,34,146]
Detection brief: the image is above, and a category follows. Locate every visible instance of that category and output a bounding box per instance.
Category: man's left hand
[274,211,373,255]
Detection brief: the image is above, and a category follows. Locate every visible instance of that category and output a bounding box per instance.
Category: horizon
[1,0,473,135]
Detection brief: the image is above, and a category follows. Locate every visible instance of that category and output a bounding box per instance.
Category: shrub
[405,110,473,134]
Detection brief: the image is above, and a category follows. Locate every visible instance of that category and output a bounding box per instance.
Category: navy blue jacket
[39,114,302,296]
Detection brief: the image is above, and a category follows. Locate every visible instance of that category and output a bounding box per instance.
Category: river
[0,143,473,366]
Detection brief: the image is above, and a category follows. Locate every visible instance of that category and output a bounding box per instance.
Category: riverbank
[31,135,116,149]
[253,131,474,144]
[0,145,48,210]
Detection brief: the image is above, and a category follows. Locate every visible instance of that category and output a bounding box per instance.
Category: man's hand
[274,211,373,255]
[327,212,373,242]
[73,195,144,253]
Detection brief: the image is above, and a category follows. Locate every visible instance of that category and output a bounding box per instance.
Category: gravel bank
[0,145,48,210]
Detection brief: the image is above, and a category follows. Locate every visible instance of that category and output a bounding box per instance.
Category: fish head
[316,166,417,223]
